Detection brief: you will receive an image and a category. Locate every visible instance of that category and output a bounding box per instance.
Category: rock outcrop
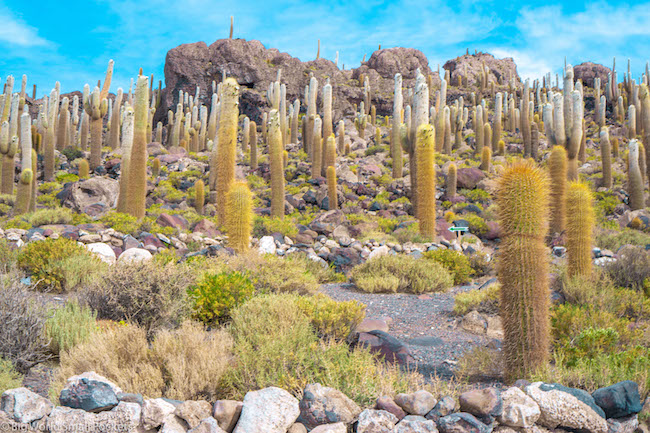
[443,52,520,87]
[573,62,612,88]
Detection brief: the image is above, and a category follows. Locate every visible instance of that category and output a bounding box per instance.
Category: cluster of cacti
[497,160,550,379]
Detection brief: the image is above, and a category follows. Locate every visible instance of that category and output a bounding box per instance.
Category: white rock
[85,242,117,265]
[356,409,398,433]
[143,398,177,430]
[0,387,54,424]
[258,236,277,255]
[65,372,122,394]
[311,422,347,433]
[232,387,299,433]
[160,414,189,433]
[118,248,153,264]
[394,416,439,433]
[188,417,227,433]
[498,386,540,428]
[368,245,390,260]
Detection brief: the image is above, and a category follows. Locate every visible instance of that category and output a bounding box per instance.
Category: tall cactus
[493,93,502,150]
[117,107,134,213]
[522,80,532,157]
[126,75,149,219]
[195,179,205,215]
[0,122,15,195]
[566,182,593,278]
[416,124,436,239]
[215,78,240,225]
[324,134,336,171]
[321,82,333,175]
[268,109,284,217]
[290,100,300,145]
[15,113,33,215]
[480,145,491,172]
[327,166,337,210]
[447,162,457,199]
[250,120,258,170]
[225,181,252,254]
[312,116,322,180]
[84,86,108,170]
[640,84,650,185]
[628,139,645,210]
[497,160,550,379]
[56,97,70,151]
[549,146,568,234]
[108,89,123,149]
[392,73,403,178]
[600,127,612,189]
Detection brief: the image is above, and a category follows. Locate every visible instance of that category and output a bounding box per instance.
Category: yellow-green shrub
[350,255,453,293]
[424,249,474,285]
[0,358,23,393]
[295,293,365,340]
[453,284,500,315]
[45,300,97,356]
[188,271,255,324]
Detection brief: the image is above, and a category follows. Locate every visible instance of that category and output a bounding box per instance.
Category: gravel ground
[320,280,500,380]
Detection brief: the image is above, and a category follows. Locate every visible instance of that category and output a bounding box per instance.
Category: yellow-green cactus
[126,75,149,219]
[566,181,594,278]
[327,165,337,210]
[549,146,568,234]
[78,159,90,179]
[416,124,436,239]
[250,120,258,170]
[216,78,240,225]
[269,109,285,217]
[195,179,205,215]
[225,181,252,254]
[447,163,457,199]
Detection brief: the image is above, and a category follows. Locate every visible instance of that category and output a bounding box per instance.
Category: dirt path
[320,281,499,379]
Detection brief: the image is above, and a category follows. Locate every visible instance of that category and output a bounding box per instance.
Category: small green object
[448,226,469,232]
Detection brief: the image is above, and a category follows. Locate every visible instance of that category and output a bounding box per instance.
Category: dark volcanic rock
[443,52,520,87]
[574,62,612,88]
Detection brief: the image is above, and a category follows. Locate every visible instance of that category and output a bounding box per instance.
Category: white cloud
[490,48,553,81]
[0,7,48,47]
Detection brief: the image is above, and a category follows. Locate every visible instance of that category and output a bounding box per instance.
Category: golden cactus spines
[600,127,612,189]
[126,75,150,219]
[78,159,90,179]
[216,78,240,225]
[549,146,568,235]
[612,137,619,158]
[496,159,550,379]
[447,162,457,199]
[283,150,288,169]
[268,109,284,218]
[416,124,436,239]
[324,134,336,170]
[497,139,505,156]
[327,165,337,210]
[566,182,594,278]
[152,157,160,178]
[225,181,252,254]
[375,126,381,145]
[249,120,258,170]
[194,179,205,215]
[312,116,322,179]
[628,139,645,210]
[84,86,108,170]
[14,169,33,215]
[480,144,491,172]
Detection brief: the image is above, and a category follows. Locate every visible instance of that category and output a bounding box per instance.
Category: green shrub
[289,254,346,284]
[45,300,98,356]
[253,216,298,238]
[0,239,18,270]
[99,212,140,236]
[295,293,365,340]
[424,249,474,285]
[595,228,650,250]
[189,271,255,324]
[61,146,84,162]
[457,214,488,237]
[0,358,23,393]
[82,261,194,336]
[469,251,492,277]
[453,284,500,316]
[350,255,453,294]
[222,294,426,406]
[17,238,104,293]
[27,207,75,226]
[605,246,650,291]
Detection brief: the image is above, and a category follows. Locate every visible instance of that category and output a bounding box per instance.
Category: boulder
[357,318,390,333]
[175,400,213,429]
[212,400,242,432]
[607,415,639,433]
[143,398,177,430]
[356,409,398,433]
[443,52,520,87]
[188,417,227,433]
[310,423,347,433]
[497,386,540,428]
[455,168,486,190]
[232,387,299,433]
[376,396,406,420]
[458,388,502,422]
[287,423,308,433]
[59,376,119,412]
[525,382,607,433]
[85,242,117,265]
[395,391,437,416]
[356,330,415,366]
[592,380,642,419]
[258,236,277,255]
[118,247,153,263]
[425,396,457,422]
[47,402,142,433]
[157,213,189,230]
[368,245,390,260]
[573,62,612,88]
[297,383,361,429]
[60,177,119,217]
[161,414,190,433]
[437,413,490,433]
[0,387,54,424]
[394,416,439,433]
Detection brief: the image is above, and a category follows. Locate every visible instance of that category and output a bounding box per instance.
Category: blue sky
[2,0,650,96]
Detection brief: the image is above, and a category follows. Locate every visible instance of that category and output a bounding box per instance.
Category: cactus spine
[416,124,436,239]
[268,109,284,217]
[628,139,645,210]
[290,100,300,145]
[327,166,337,210]
[522,80,532,157]
[195,179,205,215]
[56,97,70,150]
[324,134,336,171]
[566,182,594,278]
[600,127,612,189]
[152,157,160,178]
[225,181,252,254]
[497,160,550,379]
[447,162,457,199]
[126,75,149,219]
[215,78,240,225]
[392,73,403,178]
[549,146,568,234]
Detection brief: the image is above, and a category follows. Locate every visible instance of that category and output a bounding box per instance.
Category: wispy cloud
[0,6,48,47]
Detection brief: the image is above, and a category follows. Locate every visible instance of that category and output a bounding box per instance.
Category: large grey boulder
[232,387,299,433]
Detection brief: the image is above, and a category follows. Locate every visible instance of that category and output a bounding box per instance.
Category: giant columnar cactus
[628,105,636,138]
[280,83,287,147]
[250,120,258,170]
[321,82,333,175]
[84,86,108,170]
[195,179,205,215]
[312,116,323,180]
[337,120,345,154]
[15,113,33,215]
[56,97,70,151]
[549,146,568,234]
[480,143,491,172]
[291,100,300,145]
[268,109,284,217]
[566,181,594,278]
[566,90,584,180]
[327,165,337,210]
[215,78,240,225]
[78,159,90,179]
[640,143,648,187]
[44,88,58,181]
[305,77,318,156]
[531,122,540,161]
[497,160,550,379]
[99,59,114,101]
[416,124,436,238]
[474,105,484,155]
[242,116,250,153]
[392,73,403,178]
[199,105,208,150]
[70,95,80,146]
[628,140,644,210]
[226,181,252,253]
[207,93,218,144]
[171,103,183,148]
[447,162,457,199]
[108,89,123,150]
[600,127,612,189]
[640,85,650,185]
[409,71,430,210]
[324,134,336,170]
[1,121,17,195]
[363,76,371,115]
[0,76,14,123]
[493,93,503,151]
[522,79,532,157]
[443,106,452,155]
[125,75,149,219]
[354,103,367,138]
